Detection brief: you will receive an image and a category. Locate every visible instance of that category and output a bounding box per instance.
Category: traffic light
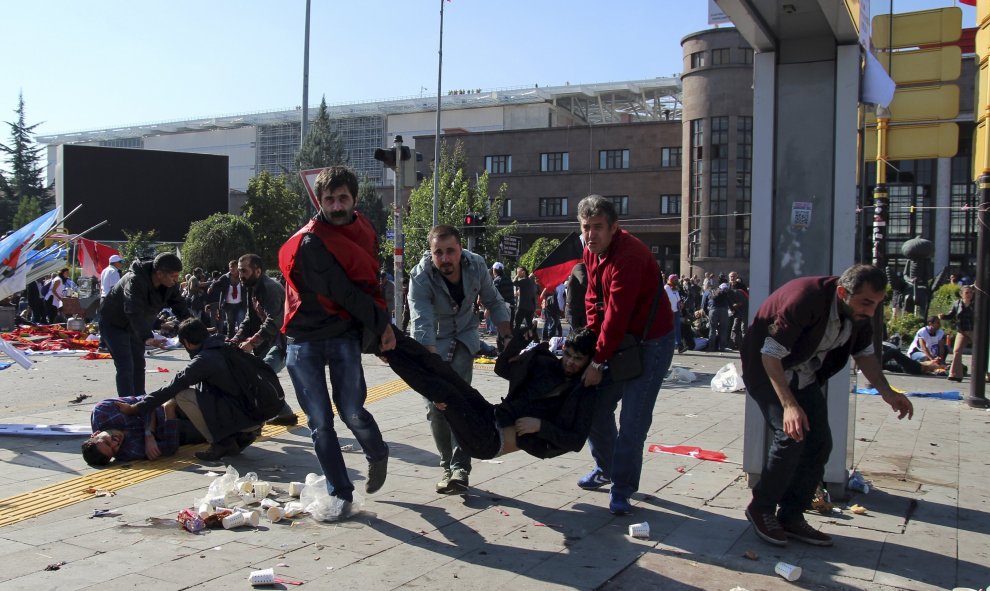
[373,145,411,168]
[402,151,424,188]
[464,212,486,227]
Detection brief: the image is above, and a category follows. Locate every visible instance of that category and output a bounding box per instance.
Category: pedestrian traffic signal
[464,213,478,226]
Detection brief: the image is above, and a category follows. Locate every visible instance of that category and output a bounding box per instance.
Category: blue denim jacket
[408,249,510,358]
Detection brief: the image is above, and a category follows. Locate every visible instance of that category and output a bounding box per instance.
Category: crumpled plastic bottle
[847,470,871,494]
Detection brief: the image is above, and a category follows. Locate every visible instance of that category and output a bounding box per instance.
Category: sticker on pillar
[791,202,813,228]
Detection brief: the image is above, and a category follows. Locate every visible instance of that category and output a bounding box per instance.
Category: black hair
[314,165,359,200]
[81,438,112,466]
[564,327,596,358]
[238,253,264,272]
[837,264,887,295]
[154,253,183,274]
[177,317,209,345]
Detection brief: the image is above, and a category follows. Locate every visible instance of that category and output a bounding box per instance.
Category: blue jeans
[286,336,388,502]
[100,319,146,397]
[587,330,675,499]
[909,350,929,362]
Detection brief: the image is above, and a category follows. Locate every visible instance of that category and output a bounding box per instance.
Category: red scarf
[279,212,385,332]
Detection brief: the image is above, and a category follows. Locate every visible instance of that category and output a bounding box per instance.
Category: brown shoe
[780,518,833,546]
[745,506,787,546]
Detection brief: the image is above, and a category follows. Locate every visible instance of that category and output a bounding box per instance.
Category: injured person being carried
[383,326,598,460]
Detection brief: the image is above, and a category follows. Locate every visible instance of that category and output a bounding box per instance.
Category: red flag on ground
[76,238,120,277]
[648,444,728,462]
[532,232,584,291]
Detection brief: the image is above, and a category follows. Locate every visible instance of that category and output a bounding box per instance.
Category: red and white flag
[76,238,120,277]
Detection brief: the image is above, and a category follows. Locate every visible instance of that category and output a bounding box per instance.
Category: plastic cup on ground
[221,511,246,529]
[305,473,320,485]
[249,568,275,585]
[628,522,650,538]
[252,481,271,498]
[206,495,227,508]
[284,501,305,517]
[197,503,213,518]
[288,482,305,497]
[267,506,286,522]
[238,508,261,526]
[775,562,801,582]
[238,481,254,494]
[259,498,279,509]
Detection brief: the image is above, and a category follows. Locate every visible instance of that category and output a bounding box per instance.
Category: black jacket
[133,335,258,440]
[493,336,597,459]
[100,261,190,341]
[235,274,286,352]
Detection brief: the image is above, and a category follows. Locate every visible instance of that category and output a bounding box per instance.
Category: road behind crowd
[0,343,987,590]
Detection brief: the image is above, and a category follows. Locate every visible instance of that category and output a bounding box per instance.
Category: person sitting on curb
[906,316,945,365]
[382,326,598,460]
[113,318,266,462]
[82,398,203,466]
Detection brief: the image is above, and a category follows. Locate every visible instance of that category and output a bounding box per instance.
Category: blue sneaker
[577,470,610,490]
[609,492,632,515]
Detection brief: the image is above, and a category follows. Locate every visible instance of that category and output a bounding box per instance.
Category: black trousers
[749,379,832,523]
[384,331,501,459]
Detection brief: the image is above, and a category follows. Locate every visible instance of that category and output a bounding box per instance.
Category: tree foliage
[285,96,348,211]
[242,171,305,268]
[181,213,257,272]
[120,229,159,264]
[0,93,48,233]
[391,140,511,273]
[359,179,388,239]
[11,195,42,228]
[519,237,561,277]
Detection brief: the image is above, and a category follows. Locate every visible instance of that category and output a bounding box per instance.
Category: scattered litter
[848,471,871,494]
[44,561,67,571]
[710,362,743,392]
[80,352,112,360]
[628,522,650,538]
[177,508,205,532]
[69,394,91,404]
[339,444,354,451]
[857,437,874,442]
[684,414,698,418]
[204,471,220,477]
[775,561,801,582]
[83,488,115,497]
[811,485,833,514]
[729,587,751,591]
[854,387,960,400]
[89,509,119,518]
[533,522,562,527]
[929,442,938,447]
[276,563,288,568]
[145,366,169,373]
[668,367,697,384]
[849,504,867,515]
[742,550,758,560]
[480,459,503,464]
[648,444,727,462]
[495,508,510,517]
[675,466,686,474]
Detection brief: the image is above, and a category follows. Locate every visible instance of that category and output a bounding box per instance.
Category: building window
[690,51,706,69]
[711,48,731,65]
[661,147,682,168]
[708,116,729,258]
[660,194,681,215]
[690,119,704,254]
[599,149,629,170]
[735,116,753,258]
[500,198,512,218]
[485,154,511,174]
[540,152,569,172]
[607,196,629,215]
[740,47,754,64]
[539,197,568,217]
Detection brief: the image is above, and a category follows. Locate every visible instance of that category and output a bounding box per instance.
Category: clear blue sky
[0,0,976,139]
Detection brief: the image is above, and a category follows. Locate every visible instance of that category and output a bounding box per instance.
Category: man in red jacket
[279,166,395,515]
[741,264,913,547]
[575,195,675,515]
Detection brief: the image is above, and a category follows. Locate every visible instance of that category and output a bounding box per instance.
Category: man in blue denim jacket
[409,224,512,493]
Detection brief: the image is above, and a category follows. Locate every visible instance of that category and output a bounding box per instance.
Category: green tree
[392,140,511,272]
[120,229,159,264]
[242,171,305,268]
[11,195,42,228]
[181,213,257,272]
[285,96,348,210]
[359,179,388,238]
[0,93,48,233]
[519,237,561,277]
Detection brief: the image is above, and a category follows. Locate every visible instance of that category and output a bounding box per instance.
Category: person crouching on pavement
[113,318,264,462]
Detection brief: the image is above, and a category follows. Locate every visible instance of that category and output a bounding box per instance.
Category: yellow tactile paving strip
[0,378,411,528]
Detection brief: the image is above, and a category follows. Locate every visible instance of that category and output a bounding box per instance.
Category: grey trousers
[424,342,474,474]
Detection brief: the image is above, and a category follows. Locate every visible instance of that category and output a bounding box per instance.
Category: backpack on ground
[221,345,285,422]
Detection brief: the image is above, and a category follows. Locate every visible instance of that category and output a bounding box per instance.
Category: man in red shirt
[575,195,675,515]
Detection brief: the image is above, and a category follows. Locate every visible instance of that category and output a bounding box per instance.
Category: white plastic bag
[300,476,360,521]
[207,465,240,497]
[711,362,743,392]
[667,367,697,384]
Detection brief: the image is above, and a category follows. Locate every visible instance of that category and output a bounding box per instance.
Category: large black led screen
[58,144,228,242]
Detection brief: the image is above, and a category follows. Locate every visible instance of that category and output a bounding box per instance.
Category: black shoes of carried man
[365,446,389,494]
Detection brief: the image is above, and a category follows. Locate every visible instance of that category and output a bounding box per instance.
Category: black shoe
[267,412,299,426]
[234,429,260,451]
[194,437,241,461]
[366,446,389,494]
[745,505,787,546]
[779,517,833,546]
